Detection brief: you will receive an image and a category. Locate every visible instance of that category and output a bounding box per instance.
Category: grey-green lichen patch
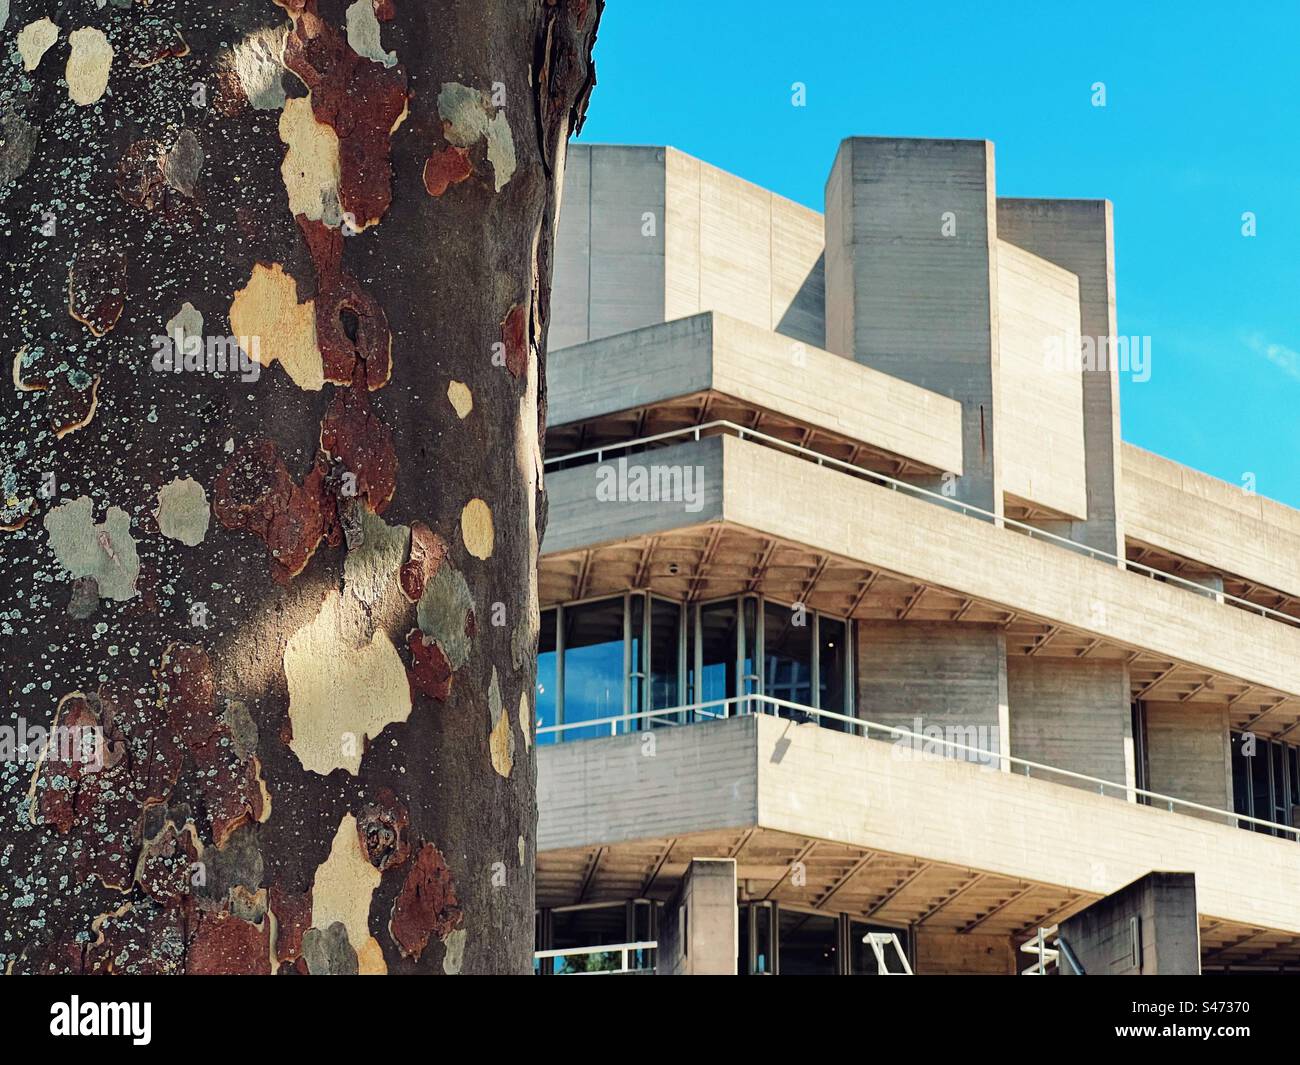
[42,496,139,601]
[155,476,209,547]
[437,83,488,147]
[485,110,516,192]
[303,921,359,975]
[222,699,259,760]
[164,301,203,357]
[232,25,289,110]
[416,565,474,670]
[343,508,408,605]
[442,927,467,975]
[0,2,9,32]
[161,129,203,197]
[345,0,396,68]
[0,104,37,197]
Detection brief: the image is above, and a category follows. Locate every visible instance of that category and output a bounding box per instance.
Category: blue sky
[578,1,1300,509]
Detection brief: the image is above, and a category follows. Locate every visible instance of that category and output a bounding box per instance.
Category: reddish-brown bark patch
[500,301,529,378]
[422,145,473,197]
[270,883,313,964]
[213,438,340,584]
[399,521,447,602]
[282,5,408,229]
[319,369,398,512]
[407,630,453,702]
[297,216,391,389]
[389,843,463,961]
[188,910,272,975]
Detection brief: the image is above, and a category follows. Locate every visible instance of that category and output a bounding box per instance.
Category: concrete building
[531,140,1300,976]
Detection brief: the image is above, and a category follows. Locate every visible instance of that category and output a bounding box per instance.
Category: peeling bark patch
[49,371,101,439]
[399,521,446,602]
[280,95,342,226]
[406,629,452,702]
[231,25,289,110]
[500,302,528,378]
[17,18,58,72]
[213,438,338,583]
[66,27,114,106]
[460,497,494,560]
[310,814,386,974]
[518,690,532,751]
[188,910,272,975]
[415,564,474,670]
[389,843,462,961]
[69,242,128,337]
[43,496,140,601]
[356,786,410,871]
[229,262,323,390]
[297,218,392,388]
[319,371,398,509]
[284,590,411,775]
[155,476,210,546]
[436,82,516,191]
[343,507,407,603]
[442,927,466,974]
[270,884,313,965]
[422,145,472,197]
[487,667,514,777]
[345,0,397,67]
[0,104,37,194]
[282,4,409,230]
[302,921,358,974]
[161,129,204,198]
[446,380,472,418]
[67,575,99,619]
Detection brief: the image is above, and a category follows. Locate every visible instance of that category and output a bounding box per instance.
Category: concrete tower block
[658,858,738,975]
[1059,872,1201,975]
[996,199,1124,559]
[825,137,1002,512]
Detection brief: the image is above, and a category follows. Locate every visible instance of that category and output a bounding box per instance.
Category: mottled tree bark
[0,0,599,974]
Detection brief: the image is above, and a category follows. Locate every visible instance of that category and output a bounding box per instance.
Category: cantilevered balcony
[536,697,1300,970]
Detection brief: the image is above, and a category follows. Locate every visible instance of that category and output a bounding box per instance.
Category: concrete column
[856,621,1009,766]
[657,858,738,975]
[1007,656,1134,791]
[826,137,1002,513]
[995,199,1123,559]
[1058,872,1201,975]
[1143,701,1234,819]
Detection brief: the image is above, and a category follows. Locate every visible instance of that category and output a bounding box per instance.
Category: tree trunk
[0,0,600,975]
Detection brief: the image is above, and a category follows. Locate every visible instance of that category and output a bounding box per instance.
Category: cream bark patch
[309,815,386,975]
[447,380,472,419]
[17,18,57,72]
[43,496,139,602]
[284,590,411,775]
[279,95,342,226]
[487,667,514,778]
[66,27,113,106]
[460,498,494,560]
[229,262,323,390]
[155,477,210,547]
[232,25,288,110]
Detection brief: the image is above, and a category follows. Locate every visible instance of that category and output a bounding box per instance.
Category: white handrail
[543,420,1300,629]
[536,693,1300,840]
[535,940,657,974]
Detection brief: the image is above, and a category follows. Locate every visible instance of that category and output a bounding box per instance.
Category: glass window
[1251,738,1273,835]
[550,904,630,974]
[819,616,848,728]
[777,908,838,975]
[741,597,759,707]
[537,609,558,746]
[693,599,740,716]
[763,601,814,710]
[648,598,682,715]
[562,597,625,740]
[628,594,644,726]
[738,902,775,974]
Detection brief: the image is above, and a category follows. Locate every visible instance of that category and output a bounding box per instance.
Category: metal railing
[543,419,1300,630]
[534,941,657,975]
[537,693,1300,840]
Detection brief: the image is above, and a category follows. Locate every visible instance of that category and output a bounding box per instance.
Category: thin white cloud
[1245,332,1300,382]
